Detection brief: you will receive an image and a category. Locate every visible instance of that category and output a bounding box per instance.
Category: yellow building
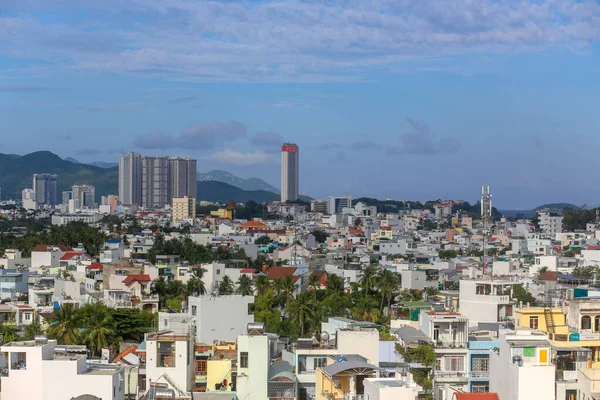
[206,359,233,392]
[315,356,378,400]
[370,228,393,242]
[514,304,600,365]
[172,196,196,220]
[210,208,233,219]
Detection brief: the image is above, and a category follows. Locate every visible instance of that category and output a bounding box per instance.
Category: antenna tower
[481,184,492,277]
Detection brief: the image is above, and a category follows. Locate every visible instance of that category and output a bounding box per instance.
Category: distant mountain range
[0,151,285,204]
[64,157,118,169]
[198,170,279,194]
[0,151,118,199]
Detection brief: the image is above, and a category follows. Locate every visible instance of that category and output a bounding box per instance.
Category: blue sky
[1,1,600,208]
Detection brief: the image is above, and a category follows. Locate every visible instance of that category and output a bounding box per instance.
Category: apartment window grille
[240,352,248,368]
[582,316,592,330]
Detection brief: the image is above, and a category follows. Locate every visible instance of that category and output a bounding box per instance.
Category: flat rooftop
[367,378,419,389]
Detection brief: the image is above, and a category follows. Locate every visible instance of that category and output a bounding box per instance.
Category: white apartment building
[538,210,563,235]
[459,280,515,327]
[31,245,72,269]
[187,295,255,345]
[51,213,103,226]
[144,330,195,395]
[237,323,271,400]
[0,338,125,400]
[489,330,555,400]
[419,311,469,398]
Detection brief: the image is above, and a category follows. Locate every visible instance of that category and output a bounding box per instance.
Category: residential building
[489,330,555,400]
[31,245,73,269]
[311,199,328,214]
[72,184,96,208]
[577,367,600,400]
[363,374,424,400]
[61,190,72,205]
[315,355,378,400]
[119,152,143,206]
[328,194,352,215]
[168,157,197,202]
[538,209,563,235]
[33,173,58,205]
[281,143,299,202]
[144,329,195,395]
[458,280,515,327]
[172,196,196,220]
[282,326,379,400]
[0,338,125,400]
[22,188,37,210]
[467,335,498,393]
[237,323,270,400]
[419,310,469,398]
[187,295,255,345]
[51,213,103,226]
[142,155,170,209]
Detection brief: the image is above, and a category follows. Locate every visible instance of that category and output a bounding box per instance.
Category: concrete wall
[237,334,269,400]
[188,295,254,345]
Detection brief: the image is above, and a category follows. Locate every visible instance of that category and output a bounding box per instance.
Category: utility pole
[481,184,492,278]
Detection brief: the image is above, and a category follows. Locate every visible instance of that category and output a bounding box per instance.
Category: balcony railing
[434,371,469,379]
[434,341,468,349]
[471,370,489,378]
[298,368,316,375]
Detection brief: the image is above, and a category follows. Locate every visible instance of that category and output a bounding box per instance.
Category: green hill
[197,181,279,203]
[534,203,580,211]
[0,151,117,199]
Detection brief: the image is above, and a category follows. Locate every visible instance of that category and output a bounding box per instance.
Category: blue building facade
[468,339,498,393]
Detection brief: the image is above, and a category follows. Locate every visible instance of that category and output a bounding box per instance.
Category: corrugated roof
[322,360,378,377]
[268,361,296,382]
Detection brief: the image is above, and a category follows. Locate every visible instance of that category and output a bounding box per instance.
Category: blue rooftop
[106,238,121,244]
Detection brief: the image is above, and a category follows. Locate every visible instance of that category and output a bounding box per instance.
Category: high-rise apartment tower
[118,152,142,206]
[281,143,299,203]
[32,173,58,205]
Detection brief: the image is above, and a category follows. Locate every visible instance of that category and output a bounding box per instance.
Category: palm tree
[255,275,272,296]
[360,265,379,293]
[352,295,379,322]
[237,274,254,296]
[308,274,321,299]
[276,275,295,313]
[187,267,208,296]
[219,276,234,295]
[84,304,114,357]
[325,274,345,295]
[377,269,399,311]
[47,304,79,345]
[290,292,315,337]
[151,276,168,308]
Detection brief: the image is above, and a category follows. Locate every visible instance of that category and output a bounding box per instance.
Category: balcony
[471,370,489,378]
[434,341,468,349]
[434,371,469,382]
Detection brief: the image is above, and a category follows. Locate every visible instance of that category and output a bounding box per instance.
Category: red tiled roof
[87,263,104,270]
[266,266,299,282]
[452,394,499,400]
[33,245,73,252]
[122,274,152,285]
[39,312,55,318]
[16,305,34,310]
[241,220,268,229]
[538,271,560,281]
[60,252,91,261]
[240,269,255,274]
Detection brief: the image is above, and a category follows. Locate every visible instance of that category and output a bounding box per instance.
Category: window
[313,357,326,370]
[24,313,31,321]
[216,269,221,275]
[433,325,440,341]
[191,306,197,316]
[529,316,539,329]
[595,316,600,332]
[582,316,592,330]
[445,355,464,372]
[197,360,207,375]
[240,352,248,368]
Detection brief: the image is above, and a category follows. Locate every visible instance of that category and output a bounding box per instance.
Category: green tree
[219,275,234,295]
[360,265,379,294]
[255,274,272,296]
[255,235,272,245]
[187,267,208,296]
[236,274,254,296]
[23,323,44,340]
[82,303,115,357]
[275,275,295,313]
[351,295,379,322]
[512,284,536,306]
[377,269,399,311]
[325,274,345,295]
[536,266,549,279]
[47,304,80,345]
[307,274,321,297]
[289,292,315,337]
[150,276,169,309]
[310,229,328,243]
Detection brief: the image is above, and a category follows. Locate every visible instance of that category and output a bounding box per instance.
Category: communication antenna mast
[481,184,492,277]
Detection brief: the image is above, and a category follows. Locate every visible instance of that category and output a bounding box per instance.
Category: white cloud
[1,1,599,82]
[205,148,275,166]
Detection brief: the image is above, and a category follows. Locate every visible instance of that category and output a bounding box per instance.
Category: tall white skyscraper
[281,143,299,203]
[32,173,58,205]
[118,152,142,206]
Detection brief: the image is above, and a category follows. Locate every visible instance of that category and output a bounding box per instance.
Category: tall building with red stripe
[281,143,299,202]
